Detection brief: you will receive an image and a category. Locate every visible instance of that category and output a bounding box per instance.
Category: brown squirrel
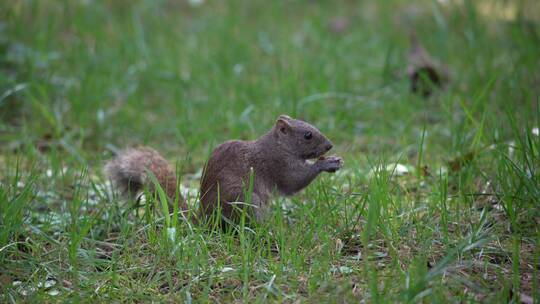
[105,115,343,223]
[200,115,342,222]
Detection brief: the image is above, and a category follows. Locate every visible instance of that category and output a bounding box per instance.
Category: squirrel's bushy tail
[104,147,182,202]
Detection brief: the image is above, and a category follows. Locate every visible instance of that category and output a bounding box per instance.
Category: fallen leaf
[420,165,431,177]
[221,267,235,273]
[448,151,476,172]
[408,32,449,97]
[329,16,350,34]
[368,163,413,178]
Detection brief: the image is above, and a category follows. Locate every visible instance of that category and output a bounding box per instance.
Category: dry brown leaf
[408,32,449,97]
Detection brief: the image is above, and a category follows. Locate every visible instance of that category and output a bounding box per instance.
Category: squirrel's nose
[324,143,333,152]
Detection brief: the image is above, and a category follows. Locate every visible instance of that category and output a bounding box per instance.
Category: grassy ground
[1,0,539,302]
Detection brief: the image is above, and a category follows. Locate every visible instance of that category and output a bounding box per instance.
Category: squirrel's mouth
[302,150,328,160]
[301,143,333,160]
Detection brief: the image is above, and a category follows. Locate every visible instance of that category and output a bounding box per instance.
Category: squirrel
[200,114,342,222]
[104,115,343,223]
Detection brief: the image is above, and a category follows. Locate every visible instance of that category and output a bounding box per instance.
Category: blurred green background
[1,0,539,302]
[1,0,537,165]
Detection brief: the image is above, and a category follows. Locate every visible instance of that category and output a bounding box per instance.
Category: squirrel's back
[199,140,253,218]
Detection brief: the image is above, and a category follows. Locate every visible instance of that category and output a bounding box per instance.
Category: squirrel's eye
[304,131,313,140]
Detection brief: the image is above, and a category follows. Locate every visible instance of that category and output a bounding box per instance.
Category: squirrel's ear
[276,116,292,134]
[278,114,292,121]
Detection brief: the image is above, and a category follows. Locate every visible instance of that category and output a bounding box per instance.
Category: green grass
[1,0,539,302]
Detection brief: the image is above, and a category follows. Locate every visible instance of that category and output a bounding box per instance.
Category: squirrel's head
[273,115,333,159]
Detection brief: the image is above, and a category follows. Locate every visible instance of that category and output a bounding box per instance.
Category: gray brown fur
[104,147,186,208]
[199,115,343,222]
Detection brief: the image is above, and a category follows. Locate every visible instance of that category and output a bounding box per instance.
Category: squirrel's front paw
[317,155,343,173]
